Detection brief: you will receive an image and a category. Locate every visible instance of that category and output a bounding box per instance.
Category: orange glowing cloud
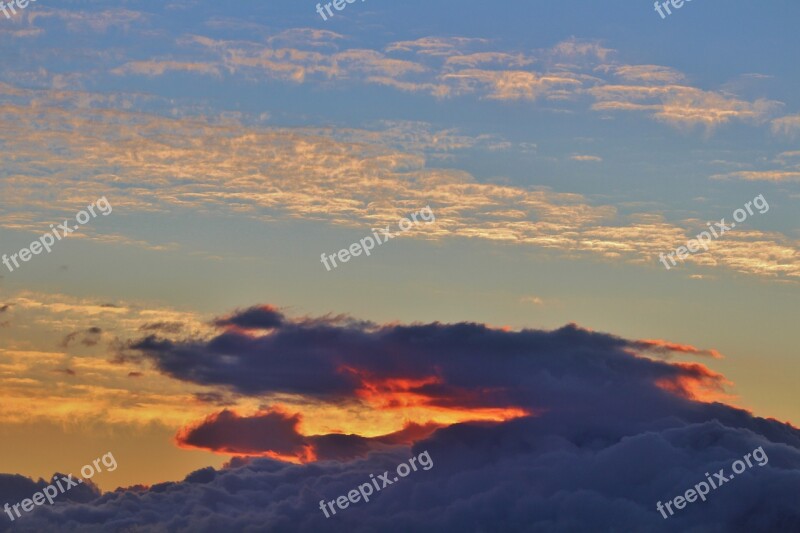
[176,407,455,463]
[635,339,724,359]
[656,362,734,403]
[340,365,532,427]
[174,363,533,463]
[175,407,313,460]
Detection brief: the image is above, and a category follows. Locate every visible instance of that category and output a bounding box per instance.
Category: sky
[0,0,798,531]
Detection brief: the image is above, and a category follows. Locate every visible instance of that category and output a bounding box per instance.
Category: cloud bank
[3,305,797,531]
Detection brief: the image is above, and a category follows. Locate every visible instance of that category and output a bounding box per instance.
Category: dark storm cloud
[8,416,800,532]
[129,308,727,417]
[0,472,100,530]
[125,307,763,464]
[177,409,308,457]
[177,407,442,461]
[212,305,285,330]
[7,306,798,531]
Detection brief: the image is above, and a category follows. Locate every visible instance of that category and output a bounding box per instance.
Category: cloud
[0,27,43,38]
[712,170,800,182]
[444,52,533,68]
[771,114,800,137]
[176,408,312,460]
[212,305,285,330]
[303,120,511,156]
[775,150,800,162]
[550,38,613,61]
[570,154,602,162]
[7,306,800,531]
[111,60,221,77]
[29,8,148,33]
[138,321,186,334]
[130,308,735,411]
[442,69,583,101]
[386,37,490,57]
[633,339,724,360]
[0,472,100,510]
[0,291,220,427]
[612,65,685,84]
[182,35,427,84]
[176,407,443,462]
[590,85,780,131]
[267,28,345,48]
[125,306,739,455]
[1,83,797,281]
[60,327,103,348]
[110,31,779,135]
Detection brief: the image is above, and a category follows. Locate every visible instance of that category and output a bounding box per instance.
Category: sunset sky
[0,1,798,531]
